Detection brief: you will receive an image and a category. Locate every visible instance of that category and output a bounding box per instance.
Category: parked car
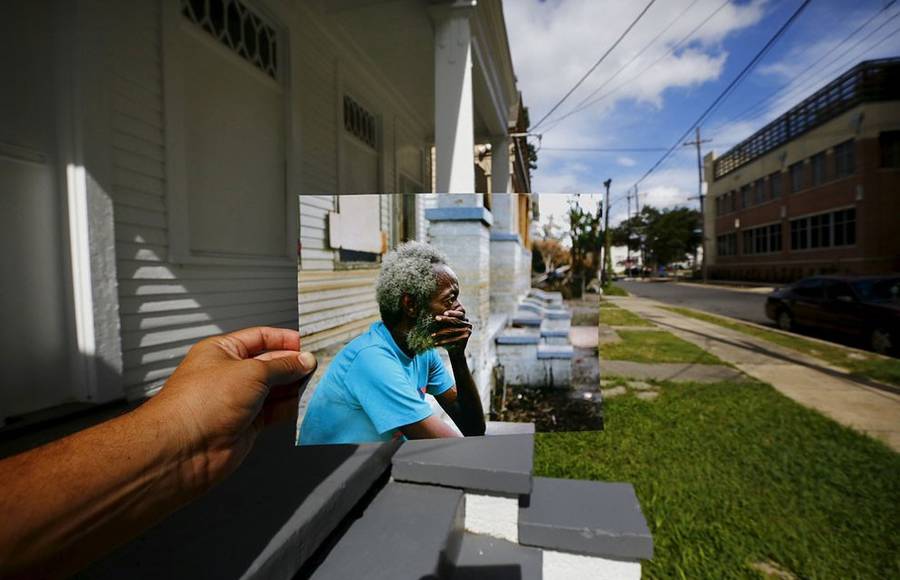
[765,275,900,355]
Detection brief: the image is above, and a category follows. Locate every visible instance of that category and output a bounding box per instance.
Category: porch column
[488,135,522,315]
[431,1,476,194]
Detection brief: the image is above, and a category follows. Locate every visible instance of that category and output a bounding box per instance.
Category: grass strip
[534,380,900,579]
[601,283,628,296]
[600,329,723,365]
[663,306,900,388]
[599,304,654,327]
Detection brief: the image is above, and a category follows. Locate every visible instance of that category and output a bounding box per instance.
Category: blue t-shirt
[298,321,455,445]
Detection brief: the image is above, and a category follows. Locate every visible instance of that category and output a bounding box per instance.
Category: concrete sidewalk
[607,296,900,452]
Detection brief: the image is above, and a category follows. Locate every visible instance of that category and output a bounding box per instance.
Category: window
[824,281,855,302]
[791,218,809,250]
[754,179,766,205]
[769,223,782,252]
[880,131,900,168]
[793,278,824,299]
[717,232,737,256]
[742,230,752,254]
[833,208,856,246]
[835,140,855,178]
[715,196,722,216]
[754,227,768,254]
[181,0,278,79]
[740,184,751,209]
[811,151,826,186]
[809,213,831,248]
[789,161,805,193]
[343,95,377,149]
[770,172,782,198]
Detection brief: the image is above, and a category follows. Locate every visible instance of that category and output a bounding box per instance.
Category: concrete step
[528,288,563,304]
[518,477,653,562]
[307,481,465,580]
[496,327,541,345]
[392,434,534,496]
[541,318,571,333]
[512,310,542,327]
[536,344,573,360]
[450,533,543,580]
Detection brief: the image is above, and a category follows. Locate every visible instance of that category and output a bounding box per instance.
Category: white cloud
[505,0,767,228]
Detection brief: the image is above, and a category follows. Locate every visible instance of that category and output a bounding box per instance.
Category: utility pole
[625,187,632,269]
[683,127,712,282]
[600,178,612,287]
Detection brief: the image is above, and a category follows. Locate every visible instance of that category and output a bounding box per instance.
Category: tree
[533,237,569,273]
[521,107,538,177]
[642,206,702,268]
[567,196,603,292]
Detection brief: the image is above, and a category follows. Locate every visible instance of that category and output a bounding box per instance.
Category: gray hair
[376,241,449,324]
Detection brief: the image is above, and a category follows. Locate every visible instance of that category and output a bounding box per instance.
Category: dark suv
[765,275,900,355]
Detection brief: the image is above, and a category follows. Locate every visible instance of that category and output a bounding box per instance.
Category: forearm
[447,351,486,436]
[0,399,200,579]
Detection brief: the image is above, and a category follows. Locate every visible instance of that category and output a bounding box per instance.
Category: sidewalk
[607,296,900,452]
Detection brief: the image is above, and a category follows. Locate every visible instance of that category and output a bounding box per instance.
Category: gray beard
[405,310,439,354]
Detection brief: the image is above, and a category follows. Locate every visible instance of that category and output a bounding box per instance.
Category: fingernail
[299,352,316,369]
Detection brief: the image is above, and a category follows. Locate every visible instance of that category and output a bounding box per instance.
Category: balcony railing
[713,58,900,180]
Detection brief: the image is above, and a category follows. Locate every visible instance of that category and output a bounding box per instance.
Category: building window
[880,131,900,168]
[789,161,804,193]
[770,171,782,198]
[791,218,808,250]
[717,232,737,256]
[790,208,854,251]
[742,230,752,254]
[754,178,766,205]
[769,223,782,252]
[834,140,855,178]
[833,208,856,246]
[809,213,831,249]
[740,184,751,209]
[343,95,377,149]
[181,0,279,79]
[729,191,737,212]
[811,151,826,186]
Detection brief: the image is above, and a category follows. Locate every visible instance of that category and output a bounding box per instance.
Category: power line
[622,0,814,204]
[705,1,900,137]
[560,0,703,122]
[541,0,731,132]
[531,0,658,131]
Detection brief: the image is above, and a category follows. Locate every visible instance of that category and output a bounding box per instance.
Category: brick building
[703,58,900,283]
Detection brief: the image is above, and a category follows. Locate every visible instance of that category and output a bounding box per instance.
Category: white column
[433,2,476,194]
[490,135,511,195]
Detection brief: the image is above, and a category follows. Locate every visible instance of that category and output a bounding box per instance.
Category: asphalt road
[617,280,772,325]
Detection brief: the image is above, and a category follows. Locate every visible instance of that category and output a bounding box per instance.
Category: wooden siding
[110,0,296,399]
[298,269,379,352]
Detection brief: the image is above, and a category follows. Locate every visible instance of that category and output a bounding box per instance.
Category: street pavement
[617,280,771,324]
[607,295,900,452]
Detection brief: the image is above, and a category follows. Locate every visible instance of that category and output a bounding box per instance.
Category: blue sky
[503,0,900,229]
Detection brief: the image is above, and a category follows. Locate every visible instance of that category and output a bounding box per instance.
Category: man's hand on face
[148,327,317,490]
[432,306,472,354]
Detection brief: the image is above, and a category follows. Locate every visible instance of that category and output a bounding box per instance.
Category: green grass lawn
[535,380,900,579]
[599,303,654,327]
[601,330,724,365]
[601,283,629,296]
[663,306,900,388]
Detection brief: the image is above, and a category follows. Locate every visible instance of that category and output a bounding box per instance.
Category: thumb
[260,351,317,386]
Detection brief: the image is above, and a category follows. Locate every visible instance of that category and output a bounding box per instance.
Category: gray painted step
[392,434,534,495]
[450,533,543,580]
[79,423,401,580]
[496,327,541,345]
[537,344,574,359]
[518,477,653,561]
[308,481,465,580]
[512,311,542,327]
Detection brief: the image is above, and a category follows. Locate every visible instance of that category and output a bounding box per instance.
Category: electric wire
[540,0,731,133]
[531,0,658,131]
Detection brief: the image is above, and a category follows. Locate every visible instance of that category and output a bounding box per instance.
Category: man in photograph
[298,241,486,444]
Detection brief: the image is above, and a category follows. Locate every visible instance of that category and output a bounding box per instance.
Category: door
[0,1,80,421]
[790,278,826,329]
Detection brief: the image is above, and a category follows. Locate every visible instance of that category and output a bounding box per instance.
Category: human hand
[145,327,317,490]
[432,306,472,354]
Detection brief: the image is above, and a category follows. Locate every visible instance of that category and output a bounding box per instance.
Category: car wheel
[870,328,893,355]
[777,309,793,332]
